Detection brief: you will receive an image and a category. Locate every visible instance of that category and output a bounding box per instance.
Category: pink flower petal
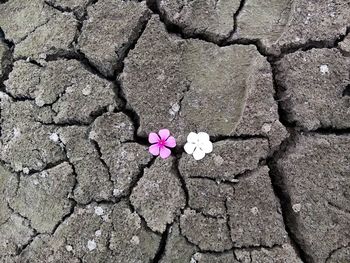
[165,136,176,148]
[158,129,170,140]
[148,132,160,143]
[159,147,171,159]
[149,144,160,156]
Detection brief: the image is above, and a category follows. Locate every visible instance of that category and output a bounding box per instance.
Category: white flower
[184,132,213,160]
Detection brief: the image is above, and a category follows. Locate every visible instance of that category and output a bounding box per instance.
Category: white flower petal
[199,140,213,154]
[187,132,198,143]
[184,142,196,154]
[197,132,210,143]
[193,148,205,160]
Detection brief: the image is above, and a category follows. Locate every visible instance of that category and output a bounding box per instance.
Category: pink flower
[148,129,176,159]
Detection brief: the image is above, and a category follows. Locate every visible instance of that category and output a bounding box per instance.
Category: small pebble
[251,207,259,215]
[292,203,302,213]
[65,245,73,252]
[49,133,59,142]
[82,85,92,96]
[35,96,45,107]
[130,235,140,245]
[87,240,96,251]
[320,65,329,75]
[13,128,21,138]
[261,123,272,133]
[95,230,102,237]
[39,171,48,178]
[113,189,121,196]
[94,206,104,216]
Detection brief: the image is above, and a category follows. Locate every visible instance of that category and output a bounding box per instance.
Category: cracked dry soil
[0,0,349,262]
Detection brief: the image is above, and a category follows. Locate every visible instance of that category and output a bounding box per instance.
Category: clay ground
[0,0,349,262]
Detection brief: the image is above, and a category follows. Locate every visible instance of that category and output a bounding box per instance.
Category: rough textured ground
[0,0,349,263]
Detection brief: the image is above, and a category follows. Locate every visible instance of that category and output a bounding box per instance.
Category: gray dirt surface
[0,0,349,262]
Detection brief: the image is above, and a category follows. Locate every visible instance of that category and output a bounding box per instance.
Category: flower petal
[197,132,210,143]
[165,136,176,148]
[199,140,213,154]
[193,147,205,160]
[187,132,198,143]
[159,147,171,159]
[148,132,160,144]
[184,142,196,154]
[158,129,170,140]
[149,144,160,156]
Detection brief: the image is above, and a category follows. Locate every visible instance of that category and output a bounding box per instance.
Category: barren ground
[0,0,349,262]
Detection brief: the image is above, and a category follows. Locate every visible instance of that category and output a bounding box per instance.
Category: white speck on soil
[65,245,73,252]
[251,207,259,215]
[66,86,74,93]
[102,215,110,222]
[13,128,21,138]
[261,123,272,133]
[39,171,48,178]
[87,240,96,251]
[23,167,30,175]
[82,85,92,96]
[35,96,45,107]
[0,92,10,100]
[49,133,59,142]
[94,206,104,216]
[320,65,329,75]
[169,103,180,116]
[292,203,302,213]
[88,131,97,140]
[130,235,140,245]
[14,163,23,172]
[113,189,121,196]
[108,104,115,112]
[39,53,47,60]
[95,230,102,237]
[230,178,239,183]
[193,252,201,262]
